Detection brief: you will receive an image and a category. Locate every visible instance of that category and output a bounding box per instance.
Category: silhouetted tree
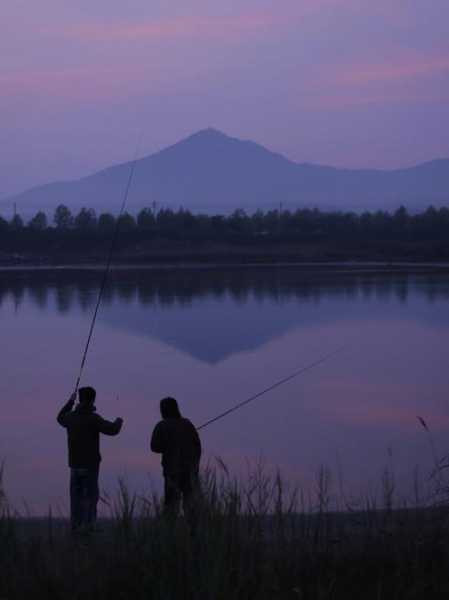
[10,214,24,230]
[137,208,155,230]
[29,211,48,231]
[74,208,97,231]
[98,213,116,234]
[0,216,9,233]
[117,212,136,232]
[228,209,252,237]
[54,205,74,230]
[211,215,226,236]
[252,209,266,234]
[157,209,178,236]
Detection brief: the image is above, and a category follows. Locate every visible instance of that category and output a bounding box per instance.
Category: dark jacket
[151,417,201,477]
[57,400,122,468]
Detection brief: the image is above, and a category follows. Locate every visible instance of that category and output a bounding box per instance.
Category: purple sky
[2,0,449,198]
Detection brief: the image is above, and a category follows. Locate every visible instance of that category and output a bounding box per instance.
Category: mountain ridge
[4,128,449,215]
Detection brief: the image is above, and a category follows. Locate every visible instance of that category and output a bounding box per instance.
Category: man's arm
[96,415,123,436]
[150,422,165,453]
[56,393,76,427]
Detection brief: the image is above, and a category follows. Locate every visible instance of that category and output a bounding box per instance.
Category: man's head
[78,386,96,406]
[160,397,181,419]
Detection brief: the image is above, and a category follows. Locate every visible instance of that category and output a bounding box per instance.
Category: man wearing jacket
[151,397,201,518]
[57,386,123,532]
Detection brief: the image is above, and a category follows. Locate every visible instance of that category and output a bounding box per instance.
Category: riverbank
[2,238,449,267]
[3,461,449,599]
[2,491,449,599]
[1,257,449,276]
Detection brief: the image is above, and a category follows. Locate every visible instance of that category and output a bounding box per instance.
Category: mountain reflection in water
[2,267,449,364]
[1,266,449,513]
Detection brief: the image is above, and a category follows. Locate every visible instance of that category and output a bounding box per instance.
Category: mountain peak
[185,128,230,142]
[6,128,449,215]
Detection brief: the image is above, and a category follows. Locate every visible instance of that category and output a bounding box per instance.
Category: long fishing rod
[197,346,345,431]
[74,143,141,394]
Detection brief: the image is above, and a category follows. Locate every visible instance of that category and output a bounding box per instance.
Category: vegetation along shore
[2,205,449,265]
[2,458,449,599]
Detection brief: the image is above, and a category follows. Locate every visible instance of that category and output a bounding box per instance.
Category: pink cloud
[58,1,373,44]
[303,89,449,111]
[63,14,279,43]
[0,64,160,102]
[294,50,449,111]
[337,56,449,85]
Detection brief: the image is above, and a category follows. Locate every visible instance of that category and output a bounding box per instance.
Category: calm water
[2,266,449,513]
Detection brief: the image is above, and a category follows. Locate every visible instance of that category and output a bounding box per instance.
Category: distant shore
[1,258,449,275]
[2,239,449,269]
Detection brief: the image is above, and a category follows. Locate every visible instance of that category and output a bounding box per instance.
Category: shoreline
[2,238,449,270]
[1,260,449,275]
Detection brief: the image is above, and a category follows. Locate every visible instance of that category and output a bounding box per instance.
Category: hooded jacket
[57,400,122,468]
[151,417,201,477]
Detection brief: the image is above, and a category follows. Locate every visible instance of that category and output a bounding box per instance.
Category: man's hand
[57,392,76,426]
[115,417,124,428]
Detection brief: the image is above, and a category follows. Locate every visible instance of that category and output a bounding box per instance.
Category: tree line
[1,204,449,244]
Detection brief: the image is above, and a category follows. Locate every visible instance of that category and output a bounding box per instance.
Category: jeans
[70,466,99,531]
[164,469,200,522]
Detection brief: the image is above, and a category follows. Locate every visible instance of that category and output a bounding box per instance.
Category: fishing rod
[73,142,141,394]
[197,346,345,431]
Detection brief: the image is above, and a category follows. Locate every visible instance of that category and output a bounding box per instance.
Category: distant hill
[5,128,449,216]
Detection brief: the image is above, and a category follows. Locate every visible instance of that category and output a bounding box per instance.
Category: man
[151,397,201,518]
[57,386,123,533]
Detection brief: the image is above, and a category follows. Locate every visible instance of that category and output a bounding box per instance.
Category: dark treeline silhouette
[2,204,449,262]
[1,204,449,241]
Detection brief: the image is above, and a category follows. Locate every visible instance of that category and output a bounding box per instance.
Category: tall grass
[0,461,6,515]
[1,460,449,599]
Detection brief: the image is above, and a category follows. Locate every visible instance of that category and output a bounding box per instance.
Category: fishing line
[197,346,346,431]
[74,140,142,393]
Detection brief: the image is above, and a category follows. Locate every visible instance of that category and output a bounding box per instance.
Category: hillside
[5,129,449,215]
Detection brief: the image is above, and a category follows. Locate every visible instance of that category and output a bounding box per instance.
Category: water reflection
[1,267,449,364]
[3,267,449,311]
[2,266,449,513]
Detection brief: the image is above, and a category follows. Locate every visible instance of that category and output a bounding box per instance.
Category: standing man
[151,397,202,518]
[57,386,123,533]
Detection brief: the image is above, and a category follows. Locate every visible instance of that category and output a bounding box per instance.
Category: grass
[2,459,449,599]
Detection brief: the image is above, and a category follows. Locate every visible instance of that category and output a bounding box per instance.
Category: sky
[1,0,449,198]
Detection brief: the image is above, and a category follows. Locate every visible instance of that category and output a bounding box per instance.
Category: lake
[1,265,449,514]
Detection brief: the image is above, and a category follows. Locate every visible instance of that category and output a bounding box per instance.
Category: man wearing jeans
[150,397,201,520]
[57,387,123,533]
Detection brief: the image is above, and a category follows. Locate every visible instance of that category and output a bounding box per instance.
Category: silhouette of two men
[57,389,201,532]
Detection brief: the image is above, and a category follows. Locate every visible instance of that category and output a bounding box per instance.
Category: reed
[0,461,6,515]
[1,461,449,599]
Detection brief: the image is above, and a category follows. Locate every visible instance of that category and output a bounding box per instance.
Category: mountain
[5,128,449,215]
